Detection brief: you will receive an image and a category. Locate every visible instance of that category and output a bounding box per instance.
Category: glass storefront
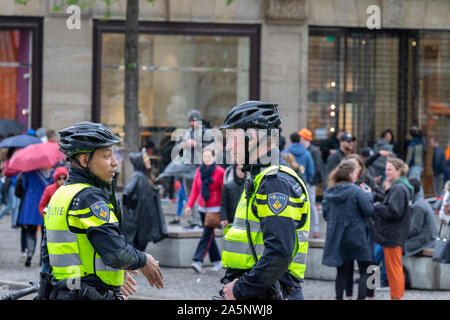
[100,32,251,135]
[307,27,449,196]
[0,30,32,130]
[417,31,450,190]
[95,22,259,184]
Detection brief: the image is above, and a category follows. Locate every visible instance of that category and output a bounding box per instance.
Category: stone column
[260,0,308,137]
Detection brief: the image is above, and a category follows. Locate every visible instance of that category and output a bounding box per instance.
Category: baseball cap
[340,133,356,142]
[298,128,312,141]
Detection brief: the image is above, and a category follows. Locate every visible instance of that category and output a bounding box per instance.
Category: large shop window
[94,21,259,145]
[307,28,416,153]
[0,17,43,132]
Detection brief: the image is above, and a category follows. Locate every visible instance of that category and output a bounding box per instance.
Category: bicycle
[0,281,39,300]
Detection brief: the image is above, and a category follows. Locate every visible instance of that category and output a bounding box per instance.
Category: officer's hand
[223,278,237,300]
[121,270,138,297]
[140,253,164,289]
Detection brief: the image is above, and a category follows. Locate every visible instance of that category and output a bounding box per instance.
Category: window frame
[92,20,261,123]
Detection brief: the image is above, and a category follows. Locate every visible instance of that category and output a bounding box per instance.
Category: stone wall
[0,0,448,134]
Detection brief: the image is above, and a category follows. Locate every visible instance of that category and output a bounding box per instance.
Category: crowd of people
[159,111,450,300]
[0,111,449,301]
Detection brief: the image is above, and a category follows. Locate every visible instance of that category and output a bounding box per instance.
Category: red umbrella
[8,142,66,172]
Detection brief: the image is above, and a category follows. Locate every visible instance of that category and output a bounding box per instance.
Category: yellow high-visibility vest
[222,165,310,280]
[44,183,124,287]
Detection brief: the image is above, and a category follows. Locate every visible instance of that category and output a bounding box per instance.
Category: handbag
[204,212,220,229]
[432,223,450,264]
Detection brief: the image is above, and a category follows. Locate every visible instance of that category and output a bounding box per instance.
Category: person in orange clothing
[373,158,414,299]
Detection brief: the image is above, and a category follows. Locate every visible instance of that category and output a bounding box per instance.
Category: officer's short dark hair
[290,132,300,143]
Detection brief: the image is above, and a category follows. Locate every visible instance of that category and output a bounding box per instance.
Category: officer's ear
[75,152,91,168]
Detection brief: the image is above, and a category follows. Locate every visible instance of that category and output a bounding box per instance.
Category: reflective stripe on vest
[222,165,310,280]
[44,183,124,287]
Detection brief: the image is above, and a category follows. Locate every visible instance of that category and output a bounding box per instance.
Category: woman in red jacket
[185,147,225,273]
[38,166,68,217]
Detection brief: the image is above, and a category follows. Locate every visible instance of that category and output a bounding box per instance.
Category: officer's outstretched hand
[140,253,164,289]
[121,270,138,297]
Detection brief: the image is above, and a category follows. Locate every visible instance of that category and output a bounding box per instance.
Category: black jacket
[48,167,147,277]
[322,183,374,267]
[226,152,308,299]
[121,153,168,250]
[220,169,244,223]
[404,194,438,256]
[308,144,324,185]
[373,178,414,248]
[325,149,346,177]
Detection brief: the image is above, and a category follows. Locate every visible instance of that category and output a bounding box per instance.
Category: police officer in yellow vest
[42,121,163,300]
[219,101,310,300]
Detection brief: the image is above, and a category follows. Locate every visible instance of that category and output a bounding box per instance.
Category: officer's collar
[67,166,109,189]
[242,148,285,176]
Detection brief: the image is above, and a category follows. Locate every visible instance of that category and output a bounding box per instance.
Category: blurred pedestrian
[372,130,396,183]
[320,130,344,164]
[282,132,314,184]
[170,179,186,224]
[325,133,356,180]
[438,180,450,225]
[36,127,47,143]
[343,153,385,299]
[299,128,324,238]
[122,152,168,251]
[373,158,413,300]
[182,109,208,229]
[17,168,53,267]
[430,137,446,198]
[220,164,245,228]
[185,147,225,273]
[0,148,21,228]
[322,160,374,300]
[404,178,438,257]
[38,166,68,217]
[38,166,68,272]
[405,125,425,183]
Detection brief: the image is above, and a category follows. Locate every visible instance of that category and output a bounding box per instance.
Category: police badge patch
[268,192,288,215]
[90,201,110,222]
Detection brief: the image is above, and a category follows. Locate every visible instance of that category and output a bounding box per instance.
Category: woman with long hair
[322,160,374,300]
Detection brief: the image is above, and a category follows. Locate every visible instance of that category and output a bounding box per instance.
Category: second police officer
[219,101,310,300]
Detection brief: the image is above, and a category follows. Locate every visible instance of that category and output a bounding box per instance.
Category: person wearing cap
[40,121,163,300]
[180,109,209,229]
[299,128,324,238]
[325,133,356,180]
[220,101,310,300]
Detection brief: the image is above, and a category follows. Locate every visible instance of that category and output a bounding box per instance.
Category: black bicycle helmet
[59,121,122,158]
[219,101,282,130]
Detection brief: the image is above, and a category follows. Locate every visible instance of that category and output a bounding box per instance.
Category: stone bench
[402,248,450,290]
[146,226,224,267]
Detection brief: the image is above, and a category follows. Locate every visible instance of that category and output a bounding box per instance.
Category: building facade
[0,0,448,193]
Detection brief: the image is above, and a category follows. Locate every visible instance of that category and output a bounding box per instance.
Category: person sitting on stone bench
[404,178,438,257]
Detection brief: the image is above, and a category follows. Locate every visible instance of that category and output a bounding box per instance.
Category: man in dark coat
[404,178,438,256]
[220,164,245,227]
[430,137,446,197]
[121,152,168,251]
